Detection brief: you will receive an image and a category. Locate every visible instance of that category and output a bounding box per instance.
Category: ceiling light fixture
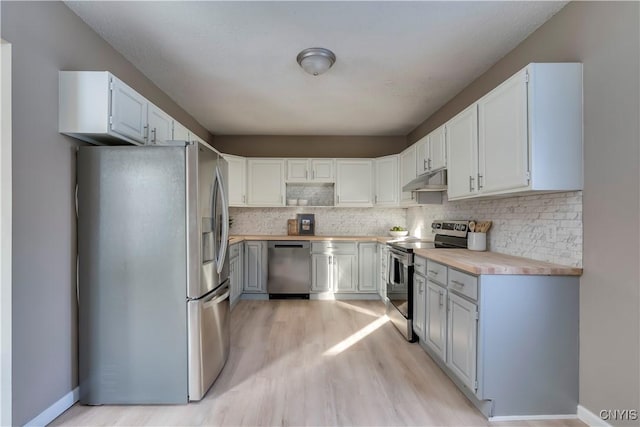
[296,47,336,76]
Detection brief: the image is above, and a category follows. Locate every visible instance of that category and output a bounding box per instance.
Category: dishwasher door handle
[274,244,305,248]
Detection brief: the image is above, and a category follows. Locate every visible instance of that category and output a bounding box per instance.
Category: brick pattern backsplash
[407,191,583,267]
[229,207,407,237]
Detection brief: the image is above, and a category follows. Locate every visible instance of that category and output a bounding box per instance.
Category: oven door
[386,248,411,319]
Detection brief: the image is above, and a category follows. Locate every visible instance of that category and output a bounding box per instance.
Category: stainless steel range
[386,220,469,341]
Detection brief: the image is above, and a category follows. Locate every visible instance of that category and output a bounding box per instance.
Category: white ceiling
[66,1,566,136]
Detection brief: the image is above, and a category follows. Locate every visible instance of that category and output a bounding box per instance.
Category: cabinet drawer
[414,256,427,276]
[229,243,241,260]
[426,260,447,285]
[311,242,356,254]
[448,269,478,301]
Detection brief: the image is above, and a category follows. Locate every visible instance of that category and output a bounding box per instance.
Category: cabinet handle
[151,128,157,143]
[469,176,475,192]
[439,290,444,306]
[478,173,483,190]
[428,269,439,275]
[375,195,378,203]
[281,195,284,204]
[423,159,427,170]
[242,195,246,203]
[428,158,432,170]
[451,279,465,287]
[419,282,424,294]
[143,124,149,141]
[305,170,308,179]
[337,194,340,204]
[312,169,315,179]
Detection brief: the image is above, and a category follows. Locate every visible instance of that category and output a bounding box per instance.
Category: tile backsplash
[229,207,407,237]
[407,191,583,267]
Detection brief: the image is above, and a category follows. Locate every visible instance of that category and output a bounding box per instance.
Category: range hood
[402,169,447,192]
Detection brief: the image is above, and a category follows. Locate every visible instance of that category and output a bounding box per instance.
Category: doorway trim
[0,38,13,427]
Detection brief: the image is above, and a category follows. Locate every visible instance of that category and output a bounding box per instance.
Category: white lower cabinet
[311,254,332,292]
[357,243,377,292]
[378,244,389,299]
[333,254,357,292]
[446,291,477,392]
[412,273,426,339]
[243,241,267,293]
[229,243,243,308]
[425,280,447,361]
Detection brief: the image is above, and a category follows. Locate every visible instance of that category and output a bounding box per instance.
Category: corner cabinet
[447,63,583,201]
[225,155,247,206]
[243,241,267,293]
[335,160,373,207]
[399,145,417,206]
[246,159,285,206]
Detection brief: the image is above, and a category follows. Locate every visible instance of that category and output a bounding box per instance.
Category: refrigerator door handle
[215,167,229,274]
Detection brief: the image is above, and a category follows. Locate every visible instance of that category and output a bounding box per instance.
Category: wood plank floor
[53,300,585,426]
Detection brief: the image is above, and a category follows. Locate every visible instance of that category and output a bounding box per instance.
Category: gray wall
[0,2,212,424]
[214,135,406,158]
[409,2,640,422]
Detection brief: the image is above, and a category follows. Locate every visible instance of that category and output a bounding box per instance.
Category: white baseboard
[25,387,78,427]
[489,414,577,422]
[578,405,613,427]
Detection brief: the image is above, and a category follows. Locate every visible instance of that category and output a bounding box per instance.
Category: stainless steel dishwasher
[267,241,311,298]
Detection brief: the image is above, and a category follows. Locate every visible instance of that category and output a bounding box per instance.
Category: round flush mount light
[296,47,336,76]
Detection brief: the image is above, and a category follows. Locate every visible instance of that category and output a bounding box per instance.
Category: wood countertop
[413,248,583,276]
[229,235,392,244]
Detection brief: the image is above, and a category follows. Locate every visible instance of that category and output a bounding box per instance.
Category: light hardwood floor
[53,300,585,426]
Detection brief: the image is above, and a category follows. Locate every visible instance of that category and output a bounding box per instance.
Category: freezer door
[188,281,230,401]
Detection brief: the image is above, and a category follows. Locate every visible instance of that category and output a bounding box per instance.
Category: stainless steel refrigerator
[77,140,230,404]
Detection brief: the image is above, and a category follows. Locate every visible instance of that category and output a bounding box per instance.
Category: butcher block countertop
[229,235,392,245]
[413,248,583,276]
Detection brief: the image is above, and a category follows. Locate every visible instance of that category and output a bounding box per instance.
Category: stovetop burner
[387,220,472,252]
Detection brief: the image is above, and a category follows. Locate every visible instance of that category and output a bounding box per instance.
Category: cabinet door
[247,159,285,206]
[311,254,332,292]
[147,103,173,145]
[429,125,447,171]
[478,69,529,194]
[447,292,478,392]
[243,242,266,293]
[425,281,447,361]
[173,121,190,141]
[226,155,247,206]
[335,160,373,206]
[378,245,388,299]
[311,159,334,182]
[415,135,429,175]
[375,155,399,206]
[286,159,309,182]
[230,256,242,307]
[400,145,417,205]
[358,243,377,292]
[110,76,148,144]
[446,104,479,200]
[333,254,357,292]
[413,274,426,340]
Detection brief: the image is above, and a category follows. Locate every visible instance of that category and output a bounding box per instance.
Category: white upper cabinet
[173,121,190,141]
[429,125,447,172]
[400,144,417,205]
[310,159,334,182]
[286,159,334,182]
[225,154,247,206]
[448,63,583,201]
[446,104,479,200]
[375,155,399,206]
[478,69,529,194]
[416,125,447,176]
[60,71,148,145]
[247,159,285,206]
[109,76,148,144]
[147,103,173,145]
[335,160,374,207]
